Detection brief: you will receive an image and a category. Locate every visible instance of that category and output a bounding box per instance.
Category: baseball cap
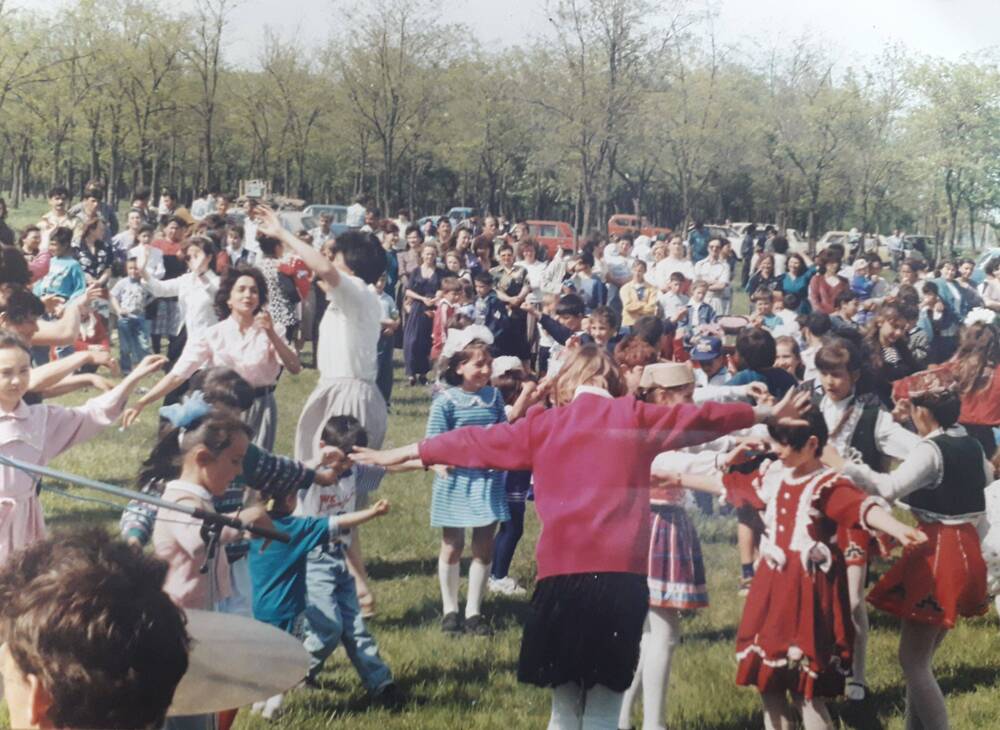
[689,335,723,361]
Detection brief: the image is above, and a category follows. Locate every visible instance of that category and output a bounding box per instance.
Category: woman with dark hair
[403,243,446,384]
[0,198,15,246]
[255,234,300,340]
[779,252,816,314]
[808,249,849,314]
[397,224,424,293]
[745,253,780,297]
[123,265,302,449]
[74,219,112,289]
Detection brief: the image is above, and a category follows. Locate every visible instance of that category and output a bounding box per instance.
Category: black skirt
[517,572,648,692]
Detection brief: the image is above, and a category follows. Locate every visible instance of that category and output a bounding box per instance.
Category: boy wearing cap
[689,335,729,387]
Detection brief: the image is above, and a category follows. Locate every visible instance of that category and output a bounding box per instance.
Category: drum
[717,315,750,335]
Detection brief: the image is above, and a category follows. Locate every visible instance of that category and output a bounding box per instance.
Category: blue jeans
[303,546,392,692]
[116,315,151,373]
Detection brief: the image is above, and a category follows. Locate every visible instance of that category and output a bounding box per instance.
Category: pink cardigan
[420,389,755,580]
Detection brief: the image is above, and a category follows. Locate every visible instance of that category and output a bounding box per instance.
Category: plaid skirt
[647,505,708,610]
[152,297,181,336]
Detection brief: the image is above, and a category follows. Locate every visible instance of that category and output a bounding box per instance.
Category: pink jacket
[420,388,755,580]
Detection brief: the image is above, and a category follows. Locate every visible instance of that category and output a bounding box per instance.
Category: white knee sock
[465,558,491,618]
[438,559,460,615]
[641,609,680,730]
[582,684,625,730]
[549,682,583,730]
[617,616,650,729]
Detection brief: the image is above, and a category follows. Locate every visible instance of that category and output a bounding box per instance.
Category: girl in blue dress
[427,324,509,635]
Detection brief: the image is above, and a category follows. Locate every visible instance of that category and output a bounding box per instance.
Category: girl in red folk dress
[712,409,924,730]
[826,369,990,730]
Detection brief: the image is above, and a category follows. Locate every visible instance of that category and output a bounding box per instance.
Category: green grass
[6,196,1000,728]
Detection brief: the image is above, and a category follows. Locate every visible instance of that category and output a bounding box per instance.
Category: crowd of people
[0,184,998,730]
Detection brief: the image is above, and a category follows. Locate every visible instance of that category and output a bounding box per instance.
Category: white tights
[899,620,949,730]
[846,563,869,686]
[548,682,624,730]
[617,608,681,730]
[761,692,833,730]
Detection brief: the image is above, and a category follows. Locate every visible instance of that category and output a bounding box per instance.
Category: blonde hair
[552,344,626,406]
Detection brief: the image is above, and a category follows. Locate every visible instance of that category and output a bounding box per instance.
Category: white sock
[465,558,491,618]
[438,559,460,615]
[582,684,625,729]
[617,614,650,729]
[549,682,583,730]
[641,609,680,730]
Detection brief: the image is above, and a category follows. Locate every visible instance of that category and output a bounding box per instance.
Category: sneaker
[488,576,528,596]
[299,675,322,690]
[441,611,463,634]
[463,614,492,636]
[738,576,752,597]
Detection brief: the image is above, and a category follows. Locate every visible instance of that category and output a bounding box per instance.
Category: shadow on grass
[683,625,738,644]
[367,556,438,580]
[301,655,519,716]
[375,591,532,632]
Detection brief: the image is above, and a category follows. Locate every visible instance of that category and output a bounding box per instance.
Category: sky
[13,0,1000,68]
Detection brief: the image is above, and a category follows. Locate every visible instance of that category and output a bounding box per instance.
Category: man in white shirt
[604,234,635,313]
[190,188,215,220]
[346,194,367,229]
[309,213,336,251]
[692,237,732,314]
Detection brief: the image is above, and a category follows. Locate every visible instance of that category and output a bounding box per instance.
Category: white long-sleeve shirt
[144,270,220,338]
[819,393,921,463]
[840,426,991,523]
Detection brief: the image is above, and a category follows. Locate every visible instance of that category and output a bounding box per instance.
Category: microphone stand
[0,454,291,545]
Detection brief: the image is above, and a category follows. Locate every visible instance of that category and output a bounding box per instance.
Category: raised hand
[370,498,391,516]
[254,310,275,334]
[770,387,811,425]
[251,204,283,239]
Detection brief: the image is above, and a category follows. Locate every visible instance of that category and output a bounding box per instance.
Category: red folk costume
[723,460,887,699]
[858,369,991,627]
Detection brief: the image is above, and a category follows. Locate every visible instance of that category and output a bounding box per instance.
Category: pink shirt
[154,480,243,611]
[170,316,282,387]
[0,386,133,563]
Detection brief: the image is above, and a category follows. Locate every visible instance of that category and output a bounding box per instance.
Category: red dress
[724,462,885,699]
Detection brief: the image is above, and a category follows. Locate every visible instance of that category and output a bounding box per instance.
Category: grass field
[4,198,1000,728]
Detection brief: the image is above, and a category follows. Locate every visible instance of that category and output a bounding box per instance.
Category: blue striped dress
[427,386,511,527]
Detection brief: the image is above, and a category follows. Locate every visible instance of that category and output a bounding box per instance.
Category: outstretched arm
[253,205,340,289]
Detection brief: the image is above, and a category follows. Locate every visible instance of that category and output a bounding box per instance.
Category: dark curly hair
[214,264,268,320]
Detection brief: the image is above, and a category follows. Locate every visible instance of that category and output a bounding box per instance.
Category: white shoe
[250,701,266,715]
[488,576,527,595]
[261,693,284,719]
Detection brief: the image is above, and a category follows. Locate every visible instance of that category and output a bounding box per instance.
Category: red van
[607,214,671,239]
[526,220,576,258]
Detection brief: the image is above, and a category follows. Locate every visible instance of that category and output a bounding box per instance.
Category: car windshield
[532,225,558,237]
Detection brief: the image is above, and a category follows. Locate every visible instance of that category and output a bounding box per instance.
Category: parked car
[447,207,475,226]
[302,205,350,236]
[526,220,576,258]
[817,230,889,262]
[699,223,744,259]
[277,211,314,235]
[730,223,807,253]
[971,248,1000,285]
[607,214,671,239]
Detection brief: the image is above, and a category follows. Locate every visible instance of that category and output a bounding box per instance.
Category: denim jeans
[116,315,151,373]
[303,546,392,692]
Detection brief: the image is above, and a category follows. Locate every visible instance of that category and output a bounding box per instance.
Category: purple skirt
[647,505,708,610]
